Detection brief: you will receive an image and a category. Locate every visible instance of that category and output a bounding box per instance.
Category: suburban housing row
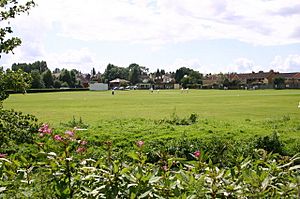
[87,70,300,90]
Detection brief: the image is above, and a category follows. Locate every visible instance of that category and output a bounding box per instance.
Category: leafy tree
[12,61,48,73]
[42,69,54,88]
[0,67,32,105]
[273,77,285,89]
[53,80,62,88]
[103,63,129,82]
[128,63,141,85]
[69,69,77,88]
[32,60,48,73]
[30,69,44,88]
[0,0,35,58]
[59,69,71,87]
[175,67,193,83]
[92,67,96,77]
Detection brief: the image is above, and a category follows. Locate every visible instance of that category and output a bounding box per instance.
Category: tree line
[11,62,82,89]
[10,61,205,89]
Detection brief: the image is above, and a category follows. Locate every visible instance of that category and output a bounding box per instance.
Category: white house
[89,83,108,91]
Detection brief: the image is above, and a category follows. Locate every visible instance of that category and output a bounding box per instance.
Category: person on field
[112,89,115,95]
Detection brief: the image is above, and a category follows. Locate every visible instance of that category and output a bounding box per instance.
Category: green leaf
[128,151,139,161]
[0,187,6,193]
[139,190,152,199]
[149,176,161,184]
[289,165,300,171]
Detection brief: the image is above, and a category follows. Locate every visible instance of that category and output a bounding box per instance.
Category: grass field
[3,89,300,126]
[3,90,300,197]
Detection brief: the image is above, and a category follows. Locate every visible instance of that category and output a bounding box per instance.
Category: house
[277,72,300,88]
[89,83,108,91]
[109,78,129,89]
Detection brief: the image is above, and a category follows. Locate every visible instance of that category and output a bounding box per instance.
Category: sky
[1,0,300,74]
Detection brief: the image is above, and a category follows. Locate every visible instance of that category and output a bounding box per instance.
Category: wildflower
[136,140,144,148]
[39,133,44,137]
[38,123,52,135]
[65,130,75,137]
[162,165,168,171]
[0,153,7,158]
[53,135,63,141]
[194,150,201,158]
[76,147,86,153]
[80,140,88,145]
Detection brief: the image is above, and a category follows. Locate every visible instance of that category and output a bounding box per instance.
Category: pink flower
[0,153,7,158]
[76,147,86,153]
[80,140,88,145]
[194,150,201,158]
[136,140,144,148]
[53,135,63,141]
[162,165,168,171]
[65,130,75,137]
[38,124,52,135]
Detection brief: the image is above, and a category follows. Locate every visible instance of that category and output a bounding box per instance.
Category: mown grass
[3,89,300,126]
[3,89,300,154]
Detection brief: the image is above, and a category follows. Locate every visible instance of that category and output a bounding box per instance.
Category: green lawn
[3,89,300,126]
[3,89,300,154]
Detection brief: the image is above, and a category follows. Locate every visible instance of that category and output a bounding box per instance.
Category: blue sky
[1,0,300,73]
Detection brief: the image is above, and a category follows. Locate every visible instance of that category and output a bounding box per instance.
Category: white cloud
[8,0,300,46]
[226,58,257,73]
[170,58,214,74]
[270,55,300,72]
[2,0,300,73]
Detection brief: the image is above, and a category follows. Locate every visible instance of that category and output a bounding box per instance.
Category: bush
[0,109,39,155]
[1,125,300,198]
[255,132,285,154]
[157,113,198,125]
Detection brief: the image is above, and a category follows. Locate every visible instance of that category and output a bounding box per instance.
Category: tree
[42,69,54,88]
[30,69,44,88]
[12,61,48,73]
[92,67,96,77]
[175,67,193,83]
[69,69,77,88]
[0,67,32,104]
[103,64,129,82]
[59,69,71,87]
[53,80,62,88]
[0,0,35,58]
[273,77,285,89]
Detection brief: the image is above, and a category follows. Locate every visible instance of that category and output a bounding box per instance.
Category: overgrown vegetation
[60,116,89,129]
[1,124,300,198]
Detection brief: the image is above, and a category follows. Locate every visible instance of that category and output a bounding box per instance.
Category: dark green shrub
[60,116,89,129]
[255,132,284,154]
[0,109,39,155]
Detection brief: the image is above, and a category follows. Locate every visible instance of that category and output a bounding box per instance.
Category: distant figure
[157,89,160,93]
[150,87,153,93]
[298,102,300,108]
[112,89,115,95]
[185,88,189,93]
[181,87,184,93]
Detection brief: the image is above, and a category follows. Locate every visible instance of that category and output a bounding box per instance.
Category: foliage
[0,109,39,155]
[60,116,89,129]
[273,76,286,89]
[12,61,48,73]
[42,69,54,88]
[103,63,129,82]
[0,68,32,103]
[1,124,300,198]
[158,113,198,125]
[255,132,285,154]
[0,0,35,57]
[30,69,44,88]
